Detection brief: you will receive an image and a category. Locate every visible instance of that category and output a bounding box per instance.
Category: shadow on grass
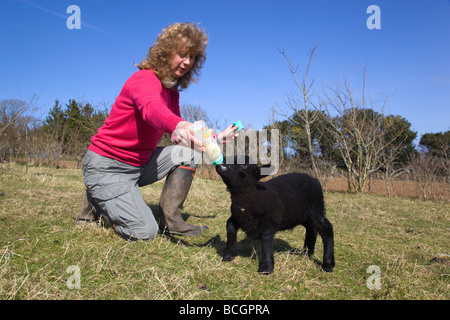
[148,204,324,270]
[166,233,323,270]
[148,204,217,220]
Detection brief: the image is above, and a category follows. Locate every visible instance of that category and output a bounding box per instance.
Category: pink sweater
[89,69,184,166]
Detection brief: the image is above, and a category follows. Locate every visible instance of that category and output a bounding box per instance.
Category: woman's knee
[93,189,159,241]
[169,145,201,168]
[115,220,158,241]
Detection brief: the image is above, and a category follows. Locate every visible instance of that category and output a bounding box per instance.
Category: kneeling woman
[76,22,237,241]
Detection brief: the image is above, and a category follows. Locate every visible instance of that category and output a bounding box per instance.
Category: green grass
[0,163,449,300]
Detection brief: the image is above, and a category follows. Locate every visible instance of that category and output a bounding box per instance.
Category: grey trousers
[82,146,199,241]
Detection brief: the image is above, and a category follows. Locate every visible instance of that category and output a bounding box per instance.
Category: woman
[76,22,238,241]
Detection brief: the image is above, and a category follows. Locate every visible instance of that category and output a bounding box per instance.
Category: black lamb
[216,156,335,274]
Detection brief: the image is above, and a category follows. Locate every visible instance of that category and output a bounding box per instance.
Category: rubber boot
[75,190,100,224]
[75,190,115,229]
[158,166,208,236]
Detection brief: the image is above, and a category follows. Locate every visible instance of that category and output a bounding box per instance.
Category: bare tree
[378,115,416,196]
[266,104,287,170]
[408,152,449,201]
[380,144,408,197]
[158,104,227,148]
[278,46,322,178]
[0,95,37,162]
[180,104,226,129]
[322,69,405,193]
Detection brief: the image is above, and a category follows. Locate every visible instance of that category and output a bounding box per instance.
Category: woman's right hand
[171,121,205,153]
[217,123,241,144]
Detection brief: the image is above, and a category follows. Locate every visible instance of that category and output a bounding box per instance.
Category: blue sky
[1,0,449,141]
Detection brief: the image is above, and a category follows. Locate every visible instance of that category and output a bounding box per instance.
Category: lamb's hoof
[222,254,236,262]
[258,265,274,275]
[322,264,334,273]
[258,271,273,275]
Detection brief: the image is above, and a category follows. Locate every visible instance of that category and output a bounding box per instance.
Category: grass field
[0,163,448,300]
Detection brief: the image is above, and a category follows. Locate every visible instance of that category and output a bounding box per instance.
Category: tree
[264,106,290,169]
[419,131,449,159]
[322,69,407,193]
[414,131,449,200]
[40,99,108,161]
[180,104,210,126]
[408,151,448,201]
[0,96,37,162]
[278,46,322,178]
[379,115,417,196]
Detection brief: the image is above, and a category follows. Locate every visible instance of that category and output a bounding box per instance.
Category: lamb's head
[216,156,267,192]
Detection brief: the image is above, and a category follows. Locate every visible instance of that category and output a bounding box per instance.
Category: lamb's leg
[258,232,275,274]
[319,218,335,272]
[303,222,318,256]
[222,217,239,262]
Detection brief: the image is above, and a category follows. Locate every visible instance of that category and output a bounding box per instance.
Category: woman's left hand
[217,124,241,144]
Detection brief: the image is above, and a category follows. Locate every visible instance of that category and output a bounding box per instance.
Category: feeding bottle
[190,121,223,165]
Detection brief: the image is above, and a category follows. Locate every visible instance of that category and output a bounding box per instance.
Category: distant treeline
[1,95,448,200]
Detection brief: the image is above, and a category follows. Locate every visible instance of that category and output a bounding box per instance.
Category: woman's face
[171,48,195,78]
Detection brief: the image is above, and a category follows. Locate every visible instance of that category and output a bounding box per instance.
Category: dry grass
[0,163,449,300]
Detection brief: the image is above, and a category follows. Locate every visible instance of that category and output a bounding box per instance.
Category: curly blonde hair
[136,22,208,91]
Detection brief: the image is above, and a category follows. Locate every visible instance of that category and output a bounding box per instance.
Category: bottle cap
[233,120,243,131]
[212,153,223,165]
